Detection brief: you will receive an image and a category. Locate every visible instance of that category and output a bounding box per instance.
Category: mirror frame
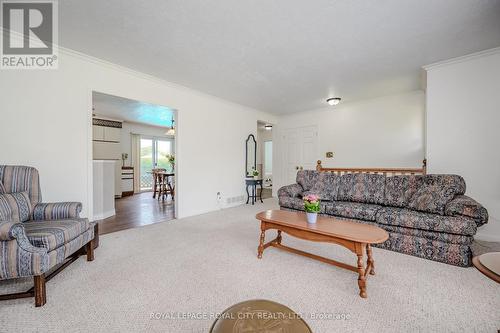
[245,134,257,177]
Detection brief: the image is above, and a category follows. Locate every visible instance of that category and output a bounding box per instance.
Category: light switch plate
[326,152,334,158]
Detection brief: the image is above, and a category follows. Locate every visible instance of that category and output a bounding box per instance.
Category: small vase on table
[303,194,320,224]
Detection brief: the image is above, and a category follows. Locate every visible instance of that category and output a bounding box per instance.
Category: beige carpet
[1,199,499,332]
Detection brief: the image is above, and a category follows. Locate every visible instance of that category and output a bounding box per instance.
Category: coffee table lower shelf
[257,222,379,298]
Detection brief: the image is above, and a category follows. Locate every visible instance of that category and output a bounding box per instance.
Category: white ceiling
[61,1,500,114]
[92,92,174,128]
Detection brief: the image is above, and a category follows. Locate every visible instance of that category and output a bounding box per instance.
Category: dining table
[149,170,175,200]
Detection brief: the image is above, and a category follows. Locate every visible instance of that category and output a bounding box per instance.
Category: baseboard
[92,209,116,221]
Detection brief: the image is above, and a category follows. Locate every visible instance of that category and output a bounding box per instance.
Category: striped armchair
[0,166,97,307]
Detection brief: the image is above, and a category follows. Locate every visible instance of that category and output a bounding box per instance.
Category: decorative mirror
[245,134,257,177]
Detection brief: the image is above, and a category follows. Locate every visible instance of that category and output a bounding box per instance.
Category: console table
[245,178,263,205]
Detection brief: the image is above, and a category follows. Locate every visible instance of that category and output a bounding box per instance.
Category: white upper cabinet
[92,125,121,143]
[93,125,105,141]
[104,127,121,142]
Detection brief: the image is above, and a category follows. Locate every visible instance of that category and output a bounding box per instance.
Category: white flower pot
[253,175,259,180]
[306,212,318,224]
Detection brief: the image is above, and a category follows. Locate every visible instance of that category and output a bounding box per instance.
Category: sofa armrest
[278,183,303,199]
[445,195,489,227]
[32,202,82,221]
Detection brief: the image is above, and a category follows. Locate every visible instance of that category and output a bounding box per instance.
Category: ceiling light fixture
[166,116,175,135]
[327,97,341,106]
[264,124,272,131]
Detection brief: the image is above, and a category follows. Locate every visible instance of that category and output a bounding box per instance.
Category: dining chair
[152,168,166,199]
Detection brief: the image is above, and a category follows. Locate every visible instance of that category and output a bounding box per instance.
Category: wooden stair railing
[316,159,427,176]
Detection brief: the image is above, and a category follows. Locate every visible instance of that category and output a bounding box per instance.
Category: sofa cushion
[337,173,386,204]
[445,195,488,227]
[376,207,477,236]
[408,184,456,215]
[325,201,381,221]
[296,170,319,191]
[424,174,466,194]
[23,218,91,252]
[384,175,423,208]
[279,196,304,211]
[0,191,32,222]
[279,197,329,214]
[303,172,340,201]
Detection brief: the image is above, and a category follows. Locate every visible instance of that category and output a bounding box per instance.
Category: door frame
[88,89,179,220]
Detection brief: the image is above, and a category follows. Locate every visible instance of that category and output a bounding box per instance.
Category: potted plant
[251,168,259,180]
[303,194,320,224]
[165,154,175,172]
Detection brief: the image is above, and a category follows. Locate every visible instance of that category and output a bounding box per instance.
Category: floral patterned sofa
[278,170,488,267]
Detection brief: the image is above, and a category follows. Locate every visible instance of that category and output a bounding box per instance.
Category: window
[140,137,174,190]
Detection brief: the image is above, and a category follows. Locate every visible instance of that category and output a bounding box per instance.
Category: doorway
[91,91,177,235]
[257,121,274,199]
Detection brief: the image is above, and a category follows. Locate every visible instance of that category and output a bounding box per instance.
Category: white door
[283,125,319,184]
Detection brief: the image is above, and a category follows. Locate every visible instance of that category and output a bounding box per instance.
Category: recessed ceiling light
[264,124,272,130]
[327,97,341,106]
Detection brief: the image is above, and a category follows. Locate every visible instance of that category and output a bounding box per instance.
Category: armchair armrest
[32,202,82,221]
[0,220,48,279]
[278,183,304,199]
[445,195,489,227]
[0,220,24,241]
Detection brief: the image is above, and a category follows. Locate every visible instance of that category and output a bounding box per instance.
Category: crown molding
[423,46,500,71]
[0,28,269,115]
[58,46,270,115]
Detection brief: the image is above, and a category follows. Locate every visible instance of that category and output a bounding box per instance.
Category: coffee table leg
[258,229,266,259]
[366,244,375,275]
[276,230,282,245]
[356,247,367,298]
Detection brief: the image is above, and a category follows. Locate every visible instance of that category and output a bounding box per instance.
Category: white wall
[425,48,500,241]
[274,91,425,191]
[0,48,276,219]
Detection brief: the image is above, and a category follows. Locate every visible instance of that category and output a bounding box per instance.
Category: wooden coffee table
[256,210,389,298]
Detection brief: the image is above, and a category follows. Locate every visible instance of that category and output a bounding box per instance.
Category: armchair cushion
[32,202,82,221]
[445,195,489,227]
[24,218,91,251]
[0,165,42,206]
[0,191,32,222]
[0,181,5,193]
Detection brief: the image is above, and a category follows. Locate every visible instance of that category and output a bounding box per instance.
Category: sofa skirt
[374,232,471,267]
[279,207,472,267]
